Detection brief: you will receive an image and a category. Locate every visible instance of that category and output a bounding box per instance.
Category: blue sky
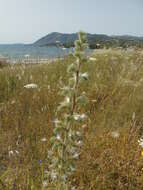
[0,0,142,43]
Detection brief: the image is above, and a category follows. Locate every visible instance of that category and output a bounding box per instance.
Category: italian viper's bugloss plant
[46,31,88,190]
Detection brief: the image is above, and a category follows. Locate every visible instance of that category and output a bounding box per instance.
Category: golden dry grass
[0,50,143,189]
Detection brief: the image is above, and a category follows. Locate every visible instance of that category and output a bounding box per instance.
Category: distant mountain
[34,32,143,49]
[34,32,78,46]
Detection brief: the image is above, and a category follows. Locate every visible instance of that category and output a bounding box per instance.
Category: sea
[0,44,73,60]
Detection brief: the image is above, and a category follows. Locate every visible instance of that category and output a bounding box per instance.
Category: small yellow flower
[141,150,143,156]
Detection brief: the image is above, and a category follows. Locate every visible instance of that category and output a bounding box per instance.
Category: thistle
[47,31,88,190]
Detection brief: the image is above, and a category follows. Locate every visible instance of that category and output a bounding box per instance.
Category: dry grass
[0,50,143,189]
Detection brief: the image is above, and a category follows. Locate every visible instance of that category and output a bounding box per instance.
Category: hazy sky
[0,0,143,43]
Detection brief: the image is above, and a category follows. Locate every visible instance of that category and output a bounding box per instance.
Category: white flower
[43,180,48,188]
[80,72,88,80]
[111,131,120,139]
[70,147,76,154]
[80,114,87,120]
[8,150,19,157]
[91,99,97,103]
[77,140,82,147]
[82,124,88,129]
[70,166,76,172]
[11,100,16,104]
[73,114,80,121]
[53,119,61,125]
[68,132,72,137]
[61,174,67,181]
[47,150,53,158]
[73,153,80,159]
[71,186,76,190]
[15,150,19,155]
[76,131,81,137]
[56,135,61,140]
[41,138,47,142]
[51,171,57,180]
[138,138,143,148]
[89,57,97,61]
[53,119,60,123]
[9,150,14,157]
[24,83,38,89]
[65,96,70,103]
[73,113,87,121]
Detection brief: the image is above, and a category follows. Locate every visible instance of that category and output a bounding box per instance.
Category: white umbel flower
[43,180,48,188]
[80,72,88,80]
[111,131,120,139]
[65,96,70,103]
[24,83,38,89]
[73,113,87,121]
[89,57,97,61]
[51,171,57,180]
[138,138,143,148]
[41,137,47,142]
[56,135,61,141]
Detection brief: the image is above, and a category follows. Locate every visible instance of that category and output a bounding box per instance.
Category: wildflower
[41,137,47,142]
[8,150,19,157]
[73,114,80,121]
[71,186,76,190]
[47,150,53,158]
[91,99,97,103]
[24,83,38,89]
[138,138,143,148]
[80,72,88,80]
[43,180,48,188]
[73,113,87,121]
[132,112,136,120]
[15,150,19,155]
[68,132,72,137]
[70,147,76,154]
[73,153,80,159]
[53,119,61,124]
[141,150,143,157]
[39,160,43,164]
[58,164,62,169]
[77,140,82,147]
[70,165,76,172]
[80,113,87,120]
[51,171,57,180]
[9,150,14,157]
[11,100,16,104]
[89,57,97,61]
[49,32,88,188]
[111,131,120,139]
[65,96,70,103]
[56,135,61,141]
[76,131,81,137]
[82,124,88,129]
[61,174,67,181]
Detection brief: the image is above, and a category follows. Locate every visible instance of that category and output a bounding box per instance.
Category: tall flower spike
[47,31,88,190]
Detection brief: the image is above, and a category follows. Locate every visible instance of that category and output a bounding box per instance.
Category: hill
[34,32,143,49]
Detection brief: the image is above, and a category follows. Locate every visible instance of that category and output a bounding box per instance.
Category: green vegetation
[34,32,143,49]
[1,48,143,189]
